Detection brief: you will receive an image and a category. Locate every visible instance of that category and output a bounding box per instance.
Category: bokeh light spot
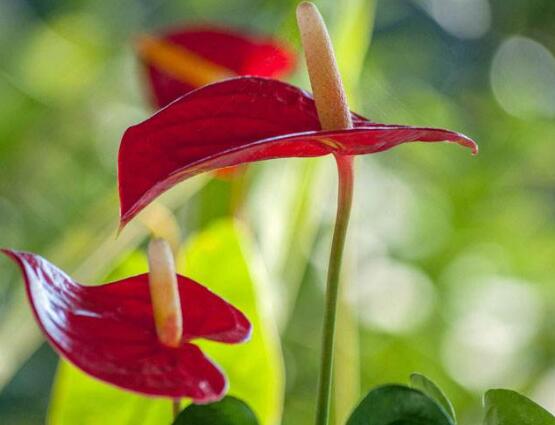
[491,36,555,119]
[348,258,435,334]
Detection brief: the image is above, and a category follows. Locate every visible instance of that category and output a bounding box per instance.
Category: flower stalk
[173,399,181,419]
[297,2,355,425]
[317,154,354,425]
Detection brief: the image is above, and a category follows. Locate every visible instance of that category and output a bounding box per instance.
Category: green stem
[315,154,355,425]
[334,293,360,425]
[172,399,181,419]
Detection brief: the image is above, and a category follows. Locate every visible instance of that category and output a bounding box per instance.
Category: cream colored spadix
[147,238,183,348]
[296,1,353,131]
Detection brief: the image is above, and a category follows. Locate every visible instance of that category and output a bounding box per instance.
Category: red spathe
[2,249,251,402]
[119,77,477,227]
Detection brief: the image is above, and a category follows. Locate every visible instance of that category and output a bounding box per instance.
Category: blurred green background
[1,0,555,424]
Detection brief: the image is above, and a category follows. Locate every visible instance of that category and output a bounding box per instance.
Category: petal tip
[192,383,228,405]
[454,132,478,155]
[1,248,19,262]
[236,313,253,344]
[116,219,126,236]
[221,307,253,344]
[118,201,140,233]
[190,362,229,404]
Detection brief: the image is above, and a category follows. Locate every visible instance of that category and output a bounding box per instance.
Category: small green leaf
[346,385,455,425]
[49,362,171,425]
[172,396,259,425]
[484,389,555,425]
[410,373,456,423]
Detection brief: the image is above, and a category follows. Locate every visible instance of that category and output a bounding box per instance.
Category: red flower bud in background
[136,26,295,108]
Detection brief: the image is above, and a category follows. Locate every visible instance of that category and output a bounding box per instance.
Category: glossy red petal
[96,271,251,345]
[1,249,251,400]
[141,27,295,108]
[118,77,477,227]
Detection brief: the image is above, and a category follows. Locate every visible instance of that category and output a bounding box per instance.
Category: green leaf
[332,0,376,106]
[483,389,555,425]
[346,385,455,425]
[410,373,456,423]
[172,396,259,425]
[248,158,326,329]
[178,219,284,425]
[49,362,172,425]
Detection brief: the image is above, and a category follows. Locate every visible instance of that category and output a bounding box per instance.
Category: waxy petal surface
[1,249,251,401]
[119,77,477,227]
[140,27,295,107]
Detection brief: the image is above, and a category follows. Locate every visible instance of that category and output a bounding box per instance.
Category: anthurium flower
[1,249,251,403]
[117,76,477,228]
[137,27,295,108]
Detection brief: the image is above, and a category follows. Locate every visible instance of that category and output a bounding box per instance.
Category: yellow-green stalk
[297,3,355,425]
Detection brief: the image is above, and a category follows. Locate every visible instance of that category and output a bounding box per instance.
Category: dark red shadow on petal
[1,249,251,401]
[118,77,477,228]
[142,27,295,108]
